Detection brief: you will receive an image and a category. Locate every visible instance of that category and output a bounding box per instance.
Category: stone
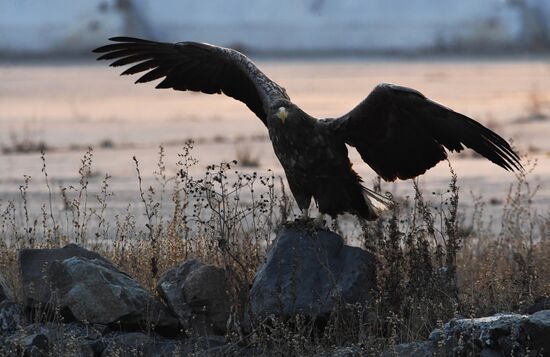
[45,256,178,332]
[521,309,550,354]
[21,333,49,357]
[249,223,376,320]
[413,310,550,356]
[157,260,230,335]
[19,244,116,309]
[440,313,526,355]
[18,244,178,333]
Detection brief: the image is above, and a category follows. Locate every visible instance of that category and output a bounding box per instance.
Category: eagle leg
[313,212,327,229]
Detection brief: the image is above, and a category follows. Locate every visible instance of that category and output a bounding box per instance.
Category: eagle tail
[361,187,393,220]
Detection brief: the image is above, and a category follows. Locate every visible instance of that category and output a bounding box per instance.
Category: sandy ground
[0,59,549,232]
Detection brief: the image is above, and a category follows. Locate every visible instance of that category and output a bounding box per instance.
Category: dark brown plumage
[94,37,522,220]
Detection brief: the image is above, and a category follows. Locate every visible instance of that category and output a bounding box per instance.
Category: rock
[428,328,444,342]
[0,300,25,333]
[19,244,116,309]
[0,272,14,302]
[21,333,49,357]
[18,244,178,333]
[45,256,178,332]
[439,313,525,355]
[385,309,550,357]
[249,223,376,320]
[521,309,550,354]
[157,260,230,335]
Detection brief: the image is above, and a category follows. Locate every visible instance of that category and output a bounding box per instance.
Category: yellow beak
[278,107,288,124]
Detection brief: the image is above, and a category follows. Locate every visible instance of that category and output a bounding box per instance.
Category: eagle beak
[277,107,288,124]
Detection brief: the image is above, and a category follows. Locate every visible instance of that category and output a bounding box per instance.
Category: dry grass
[0,143,549,355]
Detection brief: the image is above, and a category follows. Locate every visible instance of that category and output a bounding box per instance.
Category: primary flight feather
[94,37,522,220]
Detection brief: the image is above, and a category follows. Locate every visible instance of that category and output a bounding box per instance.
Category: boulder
[435,313,525,355]
[157,260,230,335]
[20,333,49,357]
[521,309,550,354]
[44,256,178,332]
[249,223,376,320]
[19,244,115,309]
[428,311,550,355]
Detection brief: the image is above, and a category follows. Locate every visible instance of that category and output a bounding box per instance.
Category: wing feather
[326,83,522,181]
[93,37,289,125]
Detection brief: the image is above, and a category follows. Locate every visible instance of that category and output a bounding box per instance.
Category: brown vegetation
[0,142,549,355]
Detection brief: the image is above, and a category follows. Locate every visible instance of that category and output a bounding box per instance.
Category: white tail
[362,187,393,219]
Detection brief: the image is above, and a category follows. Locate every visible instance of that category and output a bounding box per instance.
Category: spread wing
[93,37,289,125]
[326,83,522,181]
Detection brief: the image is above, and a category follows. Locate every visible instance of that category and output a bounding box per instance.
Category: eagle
[93,37,522,221]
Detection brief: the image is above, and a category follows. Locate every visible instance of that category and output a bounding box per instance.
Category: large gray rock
[157,260,230,335]
[249,223,376,320]
[428,311,550,356]
[521,309,550,354]
[19,244,115,309]
[44,256,178,331]
[436,313,525,355]
[378,310,550,356]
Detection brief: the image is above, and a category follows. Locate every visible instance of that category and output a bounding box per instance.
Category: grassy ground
[0,142,549,355]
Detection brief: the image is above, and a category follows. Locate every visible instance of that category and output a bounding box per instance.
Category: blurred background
[0,0,549,225]
[1,0,550,56]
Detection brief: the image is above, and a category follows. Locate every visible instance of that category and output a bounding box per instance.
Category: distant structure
[0,0,549,56]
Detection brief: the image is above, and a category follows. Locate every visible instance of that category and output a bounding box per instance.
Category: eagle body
[266,102,376,218]
[94,37,522,221]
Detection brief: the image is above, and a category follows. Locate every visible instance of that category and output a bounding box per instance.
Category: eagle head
[277,107,288,124]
